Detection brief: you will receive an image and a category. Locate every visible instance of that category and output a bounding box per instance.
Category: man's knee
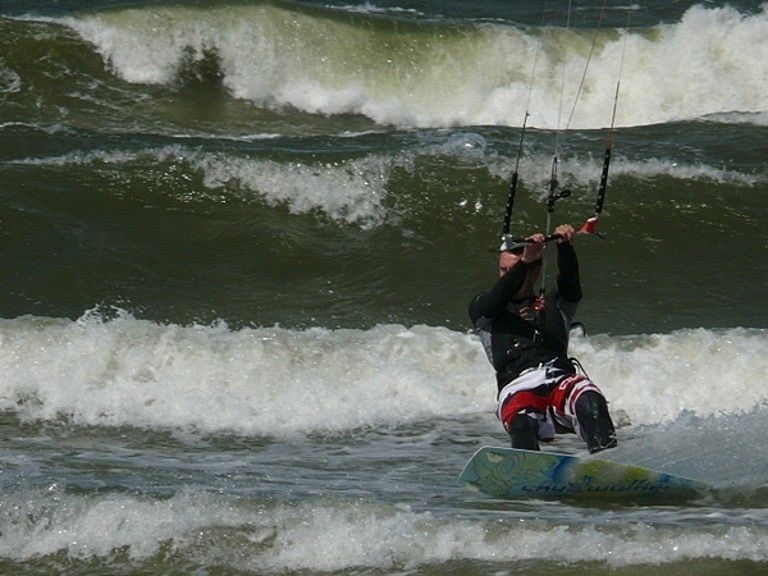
[507,413,540,451]
[574,391,617,454]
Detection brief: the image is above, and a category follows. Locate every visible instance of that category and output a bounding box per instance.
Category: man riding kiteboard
[468,225,617,454]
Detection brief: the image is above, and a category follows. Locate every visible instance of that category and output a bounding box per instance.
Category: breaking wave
[10,137,763,227]
[1,311,767,436]
[10,2,767,128]
[2,489,768,569]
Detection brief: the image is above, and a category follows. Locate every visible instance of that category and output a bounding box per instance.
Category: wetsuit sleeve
[556,242,582,304]
[469,260,532,321]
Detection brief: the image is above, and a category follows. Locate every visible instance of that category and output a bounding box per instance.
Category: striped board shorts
[496,367,603,442]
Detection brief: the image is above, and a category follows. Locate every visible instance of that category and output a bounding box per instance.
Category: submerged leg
[507,413,540,451]
[575,391,617,454]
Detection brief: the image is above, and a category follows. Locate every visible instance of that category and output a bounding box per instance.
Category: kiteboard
[459,446,709,501]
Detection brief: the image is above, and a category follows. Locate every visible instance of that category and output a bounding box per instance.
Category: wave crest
[33,3,768,128]
[1,312,767,436]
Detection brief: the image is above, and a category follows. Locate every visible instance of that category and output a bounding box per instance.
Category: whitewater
[2,310,767,436]
[10,139,765,227]
[13,3,767,129]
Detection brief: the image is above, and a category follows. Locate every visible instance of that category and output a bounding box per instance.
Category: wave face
[2,311,767,436]
[2,3,766,128]
[13,139,762,230]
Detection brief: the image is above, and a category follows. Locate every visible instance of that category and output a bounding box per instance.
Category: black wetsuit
[468,243,582,394]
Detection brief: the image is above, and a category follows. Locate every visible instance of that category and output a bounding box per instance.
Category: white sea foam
[191,152,392,226]
[0,312,767,436]
[170,131,283,141]
[607,157,763,186]
[705,110,768,127]
[570,327,768,426]
[0,489,251,561]
[602,403,768,486]
[13,139,762,230]
[0,311,492,436]
[417,137,764,189]
[14,148,147,166]
[38,3,768,128]
[0,59,21,95]
[2,490,768,567]
[248,502,768,570]
[499,151,766,192]
[325,2,427,18]
[0,121,71,134]
[12,145,393,226]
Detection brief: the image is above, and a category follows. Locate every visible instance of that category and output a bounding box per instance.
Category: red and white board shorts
[496,368,602,442]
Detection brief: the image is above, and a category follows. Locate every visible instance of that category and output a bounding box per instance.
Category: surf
[5,3,768,128]
[2,487,768,570]
[1,310,767,436]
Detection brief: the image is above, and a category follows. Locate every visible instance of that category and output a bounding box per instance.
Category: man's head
[498,245,542,299]
[499,248,541,275]
[498,247,523,277]
[498,234,526,277]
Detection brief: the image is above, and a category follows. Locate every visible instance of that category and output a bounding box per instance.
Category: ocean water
[1,0,767,574]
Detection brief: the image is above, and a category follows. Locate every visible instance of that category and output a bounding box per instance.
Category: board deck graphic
[459,447,709,501]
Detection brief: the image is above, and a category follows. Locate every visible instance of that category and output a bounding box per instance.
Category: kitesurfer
[468,225,617,454]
